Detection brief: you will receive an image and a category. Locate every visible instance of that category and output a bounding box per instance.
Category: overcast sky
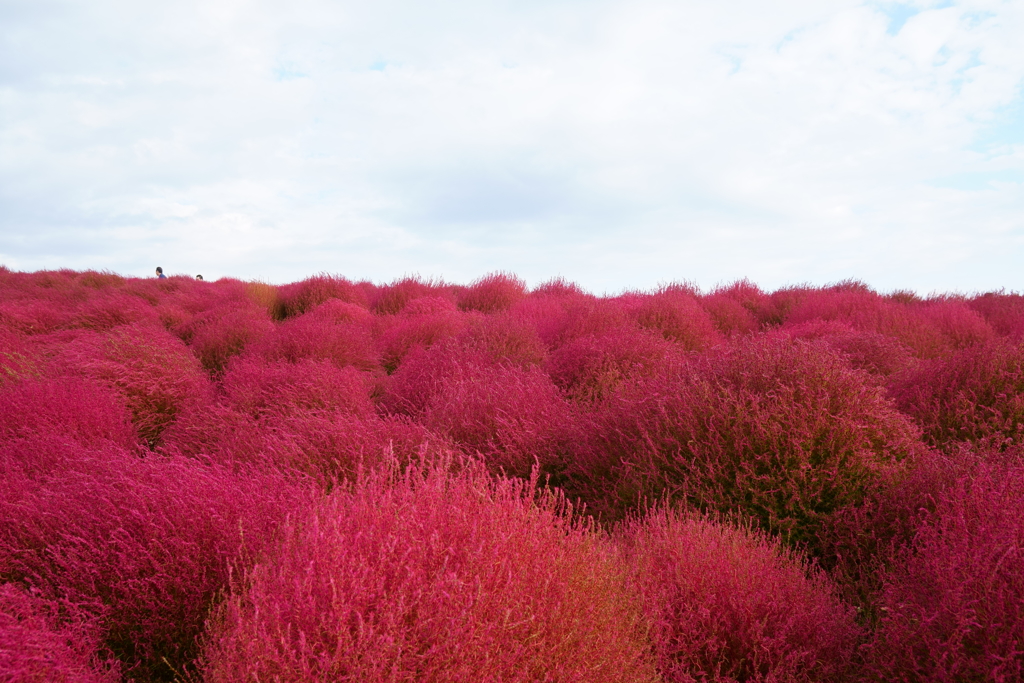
[1,0,1022,294]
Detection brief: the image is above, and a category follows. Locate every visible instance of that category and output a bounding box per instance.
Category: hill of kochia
[2,267,1024,683]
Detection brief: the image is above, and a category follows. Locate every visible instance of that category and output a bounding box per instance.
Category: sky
[1,0,1023,295]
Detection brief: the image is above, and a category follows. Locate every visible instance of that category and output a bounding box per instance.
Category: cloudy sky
[1,0,1022,294]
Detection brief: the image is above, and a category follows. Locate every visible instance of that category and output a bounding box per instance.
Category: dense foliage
[1,266,1022,681]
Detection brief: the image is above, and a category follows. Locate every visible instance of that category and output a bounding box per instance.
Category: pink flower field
[2,267,1023,682]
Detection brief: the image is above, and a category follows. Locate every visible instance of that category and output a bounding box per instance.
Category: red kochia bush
[0,378,137,449]
[276,274,369,317]
[454,312,547,367]
[162,400,446,482]
[0,583,119,683]
[631,287,724,350]
[370,276,456,315]
[779,287,993,359]
[545,329,680,403]
[251,303,378,371]
[377,300,467,372]
[0,440,312,680]
[419,361,573,477]
[184,302,276,372]
[574,337,923,545]
[969,290,1024,338]
[201,458,657,683]
[55,323,212,446]
[865,456,1024,682]
[457,271,527,313]
[621,508,860,683]
[889,339,1024,450]
[784,319,914,377]
[221,356,374,419]
[0,328,41,386]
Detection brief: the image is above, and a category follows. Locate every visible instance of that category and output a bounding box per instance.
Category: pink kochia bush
[629,286,724,350]
[55,323,212,445]
[201,458,658,683]
[382,343,573,477]
[0,583,119,683]
[889,339,1024,450]
[221,356,374,419]
[621,508,860,682]
[545,328,680,403]
[865,454,1024,681]
[182,301,276,372]
[276,274,369,318]
[573,336,923,546]
[0,439,312,680]
[0,378,137,449]
[251,300,378,371]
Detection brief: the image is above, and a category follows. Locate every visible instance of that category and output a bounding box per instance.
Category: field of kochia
[2,267,1023,682]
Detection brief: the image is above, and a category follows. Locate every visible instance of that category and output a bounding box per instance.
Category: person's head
[196,274,203,281]
[155,267,163,275]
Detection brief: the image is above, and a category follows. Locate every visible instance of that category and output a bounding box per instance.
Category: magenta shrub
[777,286,992,359]
[55,323,212,446]
[969,290,1024,338]
[0,328,40,386]
[251,308,378,371]
[0,439,312,680]
[201,458,657,683]
[545,329,680,403]
[630,287,724,350]
[0,378,137,449]
[889,339,1024,449]
[456,271,527,313]
[162,400,445,481]
[276,274,369,317]
[221,356,374,420]
[0,583,119,683]
[454,312,547,367]
[784,319,914,377]
[184,303,276,372]
[864,455,1024,682]
[419,361,573,477]
[370,276,456,315]
[621,508,860,683]
[70,291,160,332]
[572,336,923,543]
[377,304,468,372]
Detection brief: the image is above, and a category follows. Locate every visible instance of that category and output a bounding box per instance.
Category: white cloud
[1,0,1022,293]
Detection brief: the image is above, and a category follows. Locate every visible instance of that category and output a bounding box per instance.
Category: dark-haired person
[196,274,203,280]
[156,267,167,279]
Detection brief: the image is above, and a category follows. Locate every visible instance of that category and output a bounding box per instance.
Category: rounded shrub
[864,455,1024,682]
[0,439,312,680]
[545,329,680,403]
[572,336,924,546]
[631,286,724,350]
[0,583,119,683]
[201,458,658,683]
[457,271,527,313]
[889,339,1024,450]
[784,319,914,377]
[58,323,213,446]
[184,303,276,372]
[377,302,468,372]
[0,378,137,449]
[221,356,374,420]
[277,274,369,318]
[621,508,860,683]
[251,307,378,371]
[419,361,574,478]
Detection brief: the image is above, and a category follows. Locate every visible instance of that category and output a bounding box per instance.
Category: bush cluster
[2,267,1023,680]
